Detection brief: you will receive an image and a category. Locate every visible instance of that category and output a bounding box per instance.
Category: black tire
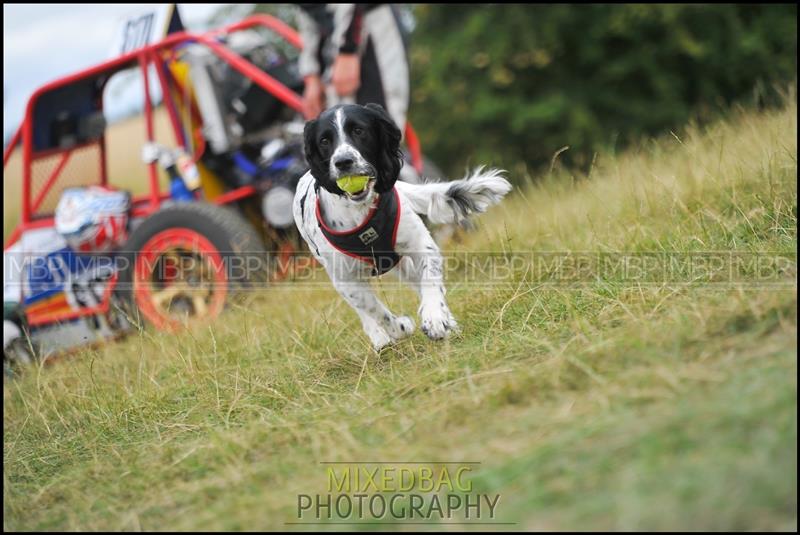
[117,201,267,328]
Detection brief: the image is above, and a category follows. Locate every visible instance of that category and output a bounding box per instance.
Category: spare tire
[117,202,267,330]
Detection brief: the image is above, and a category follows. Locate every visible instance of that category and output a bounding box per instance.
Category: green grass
[3,96,797,531]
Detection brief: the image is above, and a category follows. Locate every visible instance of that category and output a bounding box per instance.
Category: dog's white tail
[395,166,512,224]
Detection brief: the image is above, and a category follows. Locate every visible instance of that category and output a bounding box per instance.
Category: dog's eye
[352,127,364,137]
[320,137,330,147]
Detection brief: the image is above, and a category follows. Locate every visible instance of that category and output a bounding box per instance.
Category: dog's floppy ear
[365,103,402,194]
[303,118,329,185]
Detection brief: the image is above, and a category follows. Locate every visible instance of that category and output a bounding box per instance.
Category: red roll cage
[3,14,424,250]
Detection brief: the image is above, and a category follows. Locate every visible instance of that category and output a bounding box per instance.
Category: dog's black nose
[334,157,354,171]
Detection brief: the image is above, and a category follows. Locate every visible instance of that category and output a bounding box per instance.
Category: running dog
[293,103,511,349]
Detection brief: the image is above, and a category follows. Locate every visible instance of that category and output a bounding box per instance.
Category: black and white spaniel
[293,103,511,349]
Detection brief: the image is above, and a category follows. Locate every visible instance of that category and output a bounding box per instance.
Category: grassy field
[3,97,797,530]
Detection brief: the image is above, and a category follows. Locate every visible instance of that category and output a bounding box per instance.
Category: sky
[3,3,240,142]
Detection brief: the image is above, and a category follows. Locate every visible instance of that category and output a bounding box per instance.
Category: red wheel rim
[133,228,228,331]
[272,241,295,281]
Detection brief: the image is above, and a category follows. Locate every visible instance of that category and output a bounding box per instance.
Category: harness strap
[316,188,402,275]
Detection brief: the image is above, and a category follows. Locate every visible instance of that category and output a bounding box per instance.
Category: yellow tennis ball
[337,175,370,194]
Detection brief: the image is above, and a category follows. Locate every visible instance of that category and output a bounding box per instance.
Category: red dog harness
[316,188,402,276]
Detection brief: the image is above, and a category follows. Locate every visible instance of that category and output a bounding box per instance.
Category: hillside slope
[3,99,797,530]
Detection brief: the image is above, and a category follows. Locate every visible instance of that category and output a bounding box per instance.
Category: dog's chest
[316,189,402,276]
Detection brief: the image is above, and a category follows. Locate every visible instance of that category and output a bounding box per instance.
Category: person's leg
[356,39,387,115]
[361,5,409,134]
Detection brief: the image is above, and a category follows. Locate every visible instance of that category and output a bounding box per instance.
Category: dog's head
[303,103,403,202]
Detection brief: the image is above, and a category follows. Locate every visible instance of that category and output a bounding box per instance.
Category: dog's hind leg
[332,279,415,350]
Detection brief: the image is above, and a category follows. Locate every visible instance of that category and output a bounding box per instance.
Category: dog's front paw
[420,305,458,340]
[365,323,393,350]
[387,315,415,340]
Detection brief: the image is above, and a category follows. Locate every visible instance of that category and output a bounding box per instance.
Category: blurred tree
[242,4,796,177]
[408,4,797,176]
